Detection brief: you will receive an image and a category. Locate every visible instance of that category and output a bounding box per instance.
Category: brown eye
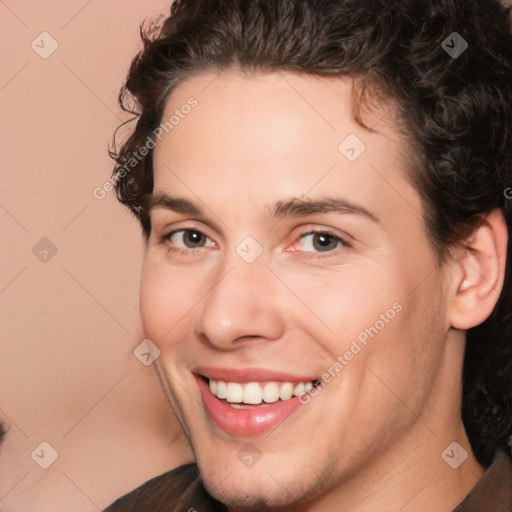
[167,229,214,249]
[297,232,344,253]
[312,233,339,252]
[183,230,206,248]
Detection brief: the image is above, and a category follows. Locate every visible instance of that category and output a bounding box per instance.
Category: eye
[165,229,215,250]
[290,231,347,254]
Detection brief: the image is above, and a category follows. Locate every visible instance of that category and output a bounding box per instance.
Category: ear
[448,209,508,330]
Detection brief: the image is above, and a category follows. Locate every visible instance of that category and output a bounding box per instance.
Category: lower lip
[196,376,306,436]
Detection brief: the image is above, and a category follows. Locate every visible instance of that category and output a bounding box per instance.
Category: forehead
[151,70,420,221]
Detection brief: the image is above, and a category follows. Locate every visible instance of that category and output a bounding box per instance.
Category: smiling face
[140,71,466,509]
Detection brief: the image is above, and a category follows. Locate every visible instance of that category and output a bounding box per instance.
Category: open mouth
[195,372,321,436]
[205,376,321,406]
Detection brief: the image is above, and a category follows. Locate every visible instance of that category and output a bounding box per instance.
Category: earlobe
[449,210,508,331]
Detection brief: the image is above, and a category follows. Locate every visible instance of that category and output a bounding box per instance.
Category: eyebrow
[269,196,380,224]
[147,193,202,215]
[147,193,380,224]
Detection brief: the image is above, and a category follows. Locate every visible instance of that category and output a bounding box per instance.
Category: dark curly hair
[110,0,512,466]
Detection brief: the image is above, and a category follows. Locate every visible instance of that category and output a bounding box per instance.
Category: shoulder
[454,447,512,512]
[103,463,217,512]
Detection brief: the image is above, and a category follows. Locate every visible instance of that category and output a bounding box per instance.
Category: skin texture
[140,71,507,511]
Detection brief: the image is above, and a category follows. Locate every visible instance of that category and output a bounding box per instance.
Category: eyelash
[159,228,350,259]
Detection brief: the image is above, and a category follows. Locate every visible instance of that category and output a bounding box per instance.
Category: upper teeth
[208,379,314,404]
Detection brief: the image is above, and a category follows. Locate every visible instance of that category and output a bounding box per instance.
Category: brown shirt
[104,449,512,512]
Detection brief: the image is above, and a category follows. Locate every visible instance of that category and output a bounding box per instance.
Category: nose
[194,259,285,350]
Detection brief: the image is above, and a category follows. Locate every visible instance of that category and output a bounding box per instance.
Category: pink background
[0,2,192,510]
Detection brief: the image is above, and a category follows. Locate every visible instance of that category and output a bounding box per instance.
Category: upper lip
[194,366,318,383]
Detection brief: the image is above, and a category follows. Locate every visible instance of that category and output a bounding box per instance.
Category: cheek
[280,263,402,351]
[352,278,448,418]
[139,259,195,343]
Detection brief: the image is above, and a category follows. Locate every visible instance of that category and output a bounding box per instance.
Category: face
[140,71,454,508]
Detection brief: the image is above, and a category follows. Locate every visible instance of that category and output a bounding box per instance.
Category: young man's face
[141,71,460,508]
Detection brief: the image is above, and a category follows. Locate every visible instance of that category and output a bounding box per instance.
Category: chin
[197,456,325,511]
[203,477,294,510]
